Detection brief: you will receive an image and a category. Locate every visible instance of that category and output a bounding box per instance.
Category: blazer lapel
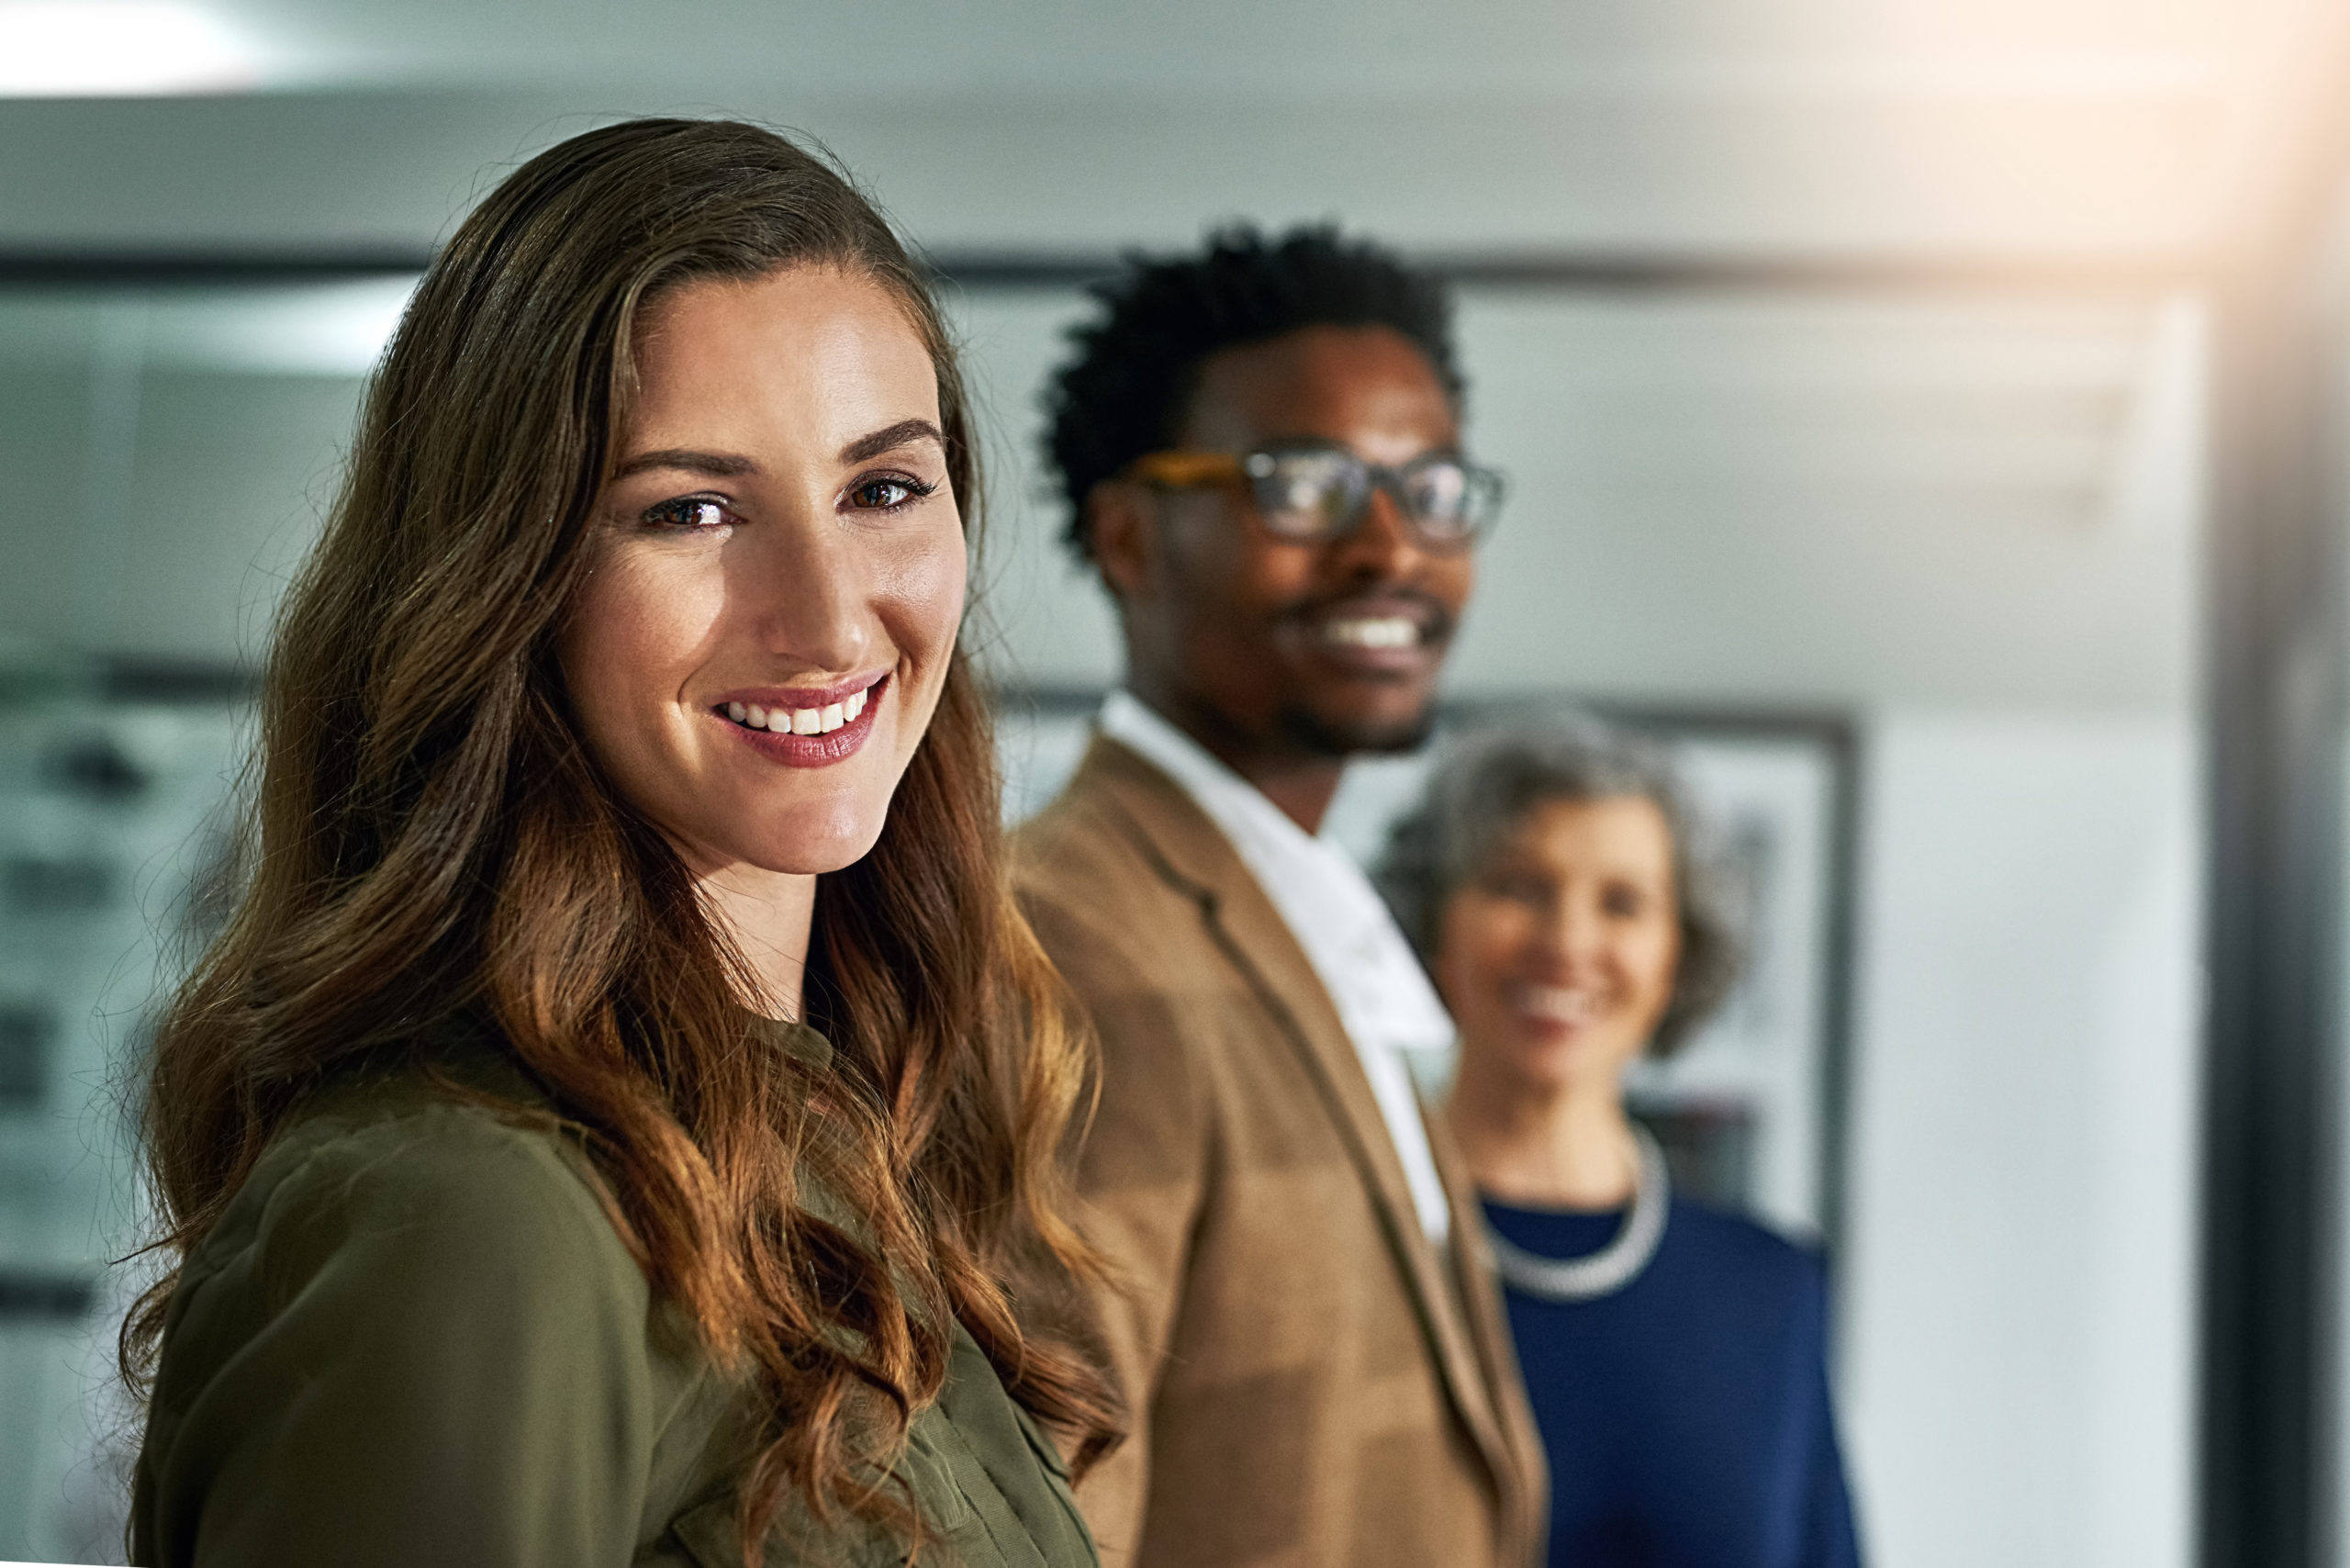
[1430,1092,1551,1540]
[1071,735,1520,1492]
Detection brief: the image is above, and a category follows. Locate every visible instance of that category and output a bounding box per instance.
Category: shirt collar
[1096,690,1456,1059]
[1096,689,1326,870]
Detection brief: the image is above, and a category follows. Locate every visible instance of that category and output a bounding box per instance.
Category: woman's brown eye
[643,497,730,530]
[1480,870,1547,906]
[851,478,912,510]
[848,474,937,511]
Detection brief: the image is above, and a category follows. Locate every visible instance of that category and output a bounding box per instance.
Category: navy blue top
[1485,1195,1863,1568]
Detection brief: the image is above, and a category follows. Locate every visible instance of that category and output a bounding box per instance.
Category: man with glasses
[1014,226,1545,1568]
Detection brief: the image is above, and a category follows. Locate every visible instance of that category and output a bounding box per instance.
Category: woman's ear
[1087,481,1156,605]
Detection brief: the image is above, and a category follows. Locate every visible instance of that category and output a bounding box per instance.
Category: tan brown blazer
[1013,734,1547,1568]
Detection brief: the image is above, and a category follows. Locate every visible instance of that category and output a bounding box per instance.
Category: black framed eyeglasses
[1127,442,1505,551]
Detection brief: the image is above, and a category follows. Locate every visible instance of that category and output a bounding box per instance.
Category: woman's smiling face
[1434,795,1684,1102]
[560,263,966,879]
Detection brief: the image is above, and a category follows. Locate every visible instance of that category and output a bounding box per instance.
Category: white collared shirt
[1097,690,1456,1244]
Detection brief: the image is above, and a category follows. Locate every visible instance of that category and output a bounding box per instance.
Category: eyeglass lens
[1241,449,1495,545]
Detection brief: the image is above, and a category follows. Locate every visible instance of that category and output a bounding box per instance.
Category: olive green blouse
[129,1029,1098,1568]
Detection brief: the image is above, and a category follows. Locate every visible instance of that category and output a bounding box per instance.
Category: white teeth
[728,687,875,734]
[1323,616,1418,650]
[1521,986,1598,1025]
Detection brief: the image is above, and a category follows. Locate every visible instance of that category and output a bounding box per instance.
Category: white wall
[1842,713,2199,1568]
[953,285,2201,711]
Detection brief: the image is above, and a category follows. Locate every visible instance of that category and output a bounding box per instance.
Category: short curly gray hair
[1372,717,1744,1057]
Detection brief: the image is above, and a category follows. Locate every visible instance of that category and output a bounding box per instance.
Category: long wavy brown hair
[124,118,1121,1555]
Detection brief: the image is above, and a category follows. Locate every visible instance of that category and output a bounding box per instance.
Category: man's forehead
[1175,324,1459,458]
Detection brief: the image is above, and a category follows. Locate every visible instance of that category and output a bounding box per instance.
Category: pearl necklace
[1483,1126,1671,1304]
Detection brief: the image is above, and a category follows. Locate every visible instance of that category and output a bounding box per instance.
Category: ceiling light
[0,1,262,96]
[155,277,421,377]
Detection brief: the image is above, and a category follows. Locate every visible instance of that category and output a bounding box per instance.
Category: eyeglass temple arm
[1125,451,1247,486]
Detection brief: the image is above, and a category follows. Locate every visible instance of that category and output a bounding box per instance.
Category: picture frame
[994,688,1860,1249]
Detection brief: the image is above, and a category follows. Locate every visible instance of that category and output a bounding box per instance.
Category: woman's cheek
[1438,894,1512,1026]
[1637,927,1683,1029]
[557,540,728,814]
[878,510,967,633]
[559,549,654,765]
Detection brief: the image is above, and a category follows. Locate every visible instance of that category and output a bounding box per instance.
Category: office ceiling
[215,0,2310,99]
[1,0,2343,258]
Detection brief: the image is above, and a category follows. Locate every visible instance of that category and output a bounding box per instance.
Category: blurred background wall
[5,2,2350,1564]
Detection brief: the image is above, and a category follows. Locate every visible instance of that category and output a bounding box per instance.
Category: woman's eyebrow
[614,422,942,478]
[616,448,756,478]
[841,419,946,465]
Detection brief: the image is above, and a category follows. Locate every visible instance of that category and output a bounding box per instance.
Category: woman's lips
[713,674,888,768]
[1509,983,1609,1040]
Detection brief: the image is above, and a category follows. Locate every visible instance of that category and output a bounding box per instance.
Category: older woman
[1377,721,1861,1568]
[124,120,1114,1568]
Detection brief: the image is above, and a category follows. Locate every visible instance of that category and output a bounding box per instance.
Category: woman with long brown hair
[123,118,1118,1567]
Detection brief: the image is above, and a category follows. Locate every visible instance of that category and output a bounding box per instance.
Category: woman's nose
[745,516,874,672]
[1539,893,1606,967]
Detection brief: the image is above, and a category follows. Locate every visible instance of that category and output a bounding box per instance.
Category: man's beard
[1277,699,1438,760]
[1266,588,1454,759]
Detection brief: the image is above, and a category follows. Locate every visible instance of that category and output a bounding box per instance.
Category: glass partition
[0,279,403,1562]
[953,276,2206,1568]
[0,269,2208,1568]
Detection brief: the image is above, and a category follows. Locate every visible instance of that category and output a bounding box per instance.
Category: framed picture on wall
[993,688,1859,1251]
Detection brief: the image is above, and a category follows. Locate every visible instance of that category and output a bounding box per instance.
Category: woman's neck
[1446,1059,1640,1210]
[696,863,818,1020]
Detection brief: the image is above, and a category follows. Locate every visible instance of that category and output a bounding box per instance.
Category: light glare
[0,1,261,96]
[159,276,420,377]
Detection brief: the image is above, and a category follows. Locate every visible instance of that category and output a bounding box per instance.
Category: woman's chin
[682,814,889,880]
[1490,1025,1640,1099]
[745,830,884,877]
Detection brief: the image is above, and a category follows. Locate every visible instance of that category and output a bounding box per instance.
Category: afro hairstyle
[1041,223,1463,563]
